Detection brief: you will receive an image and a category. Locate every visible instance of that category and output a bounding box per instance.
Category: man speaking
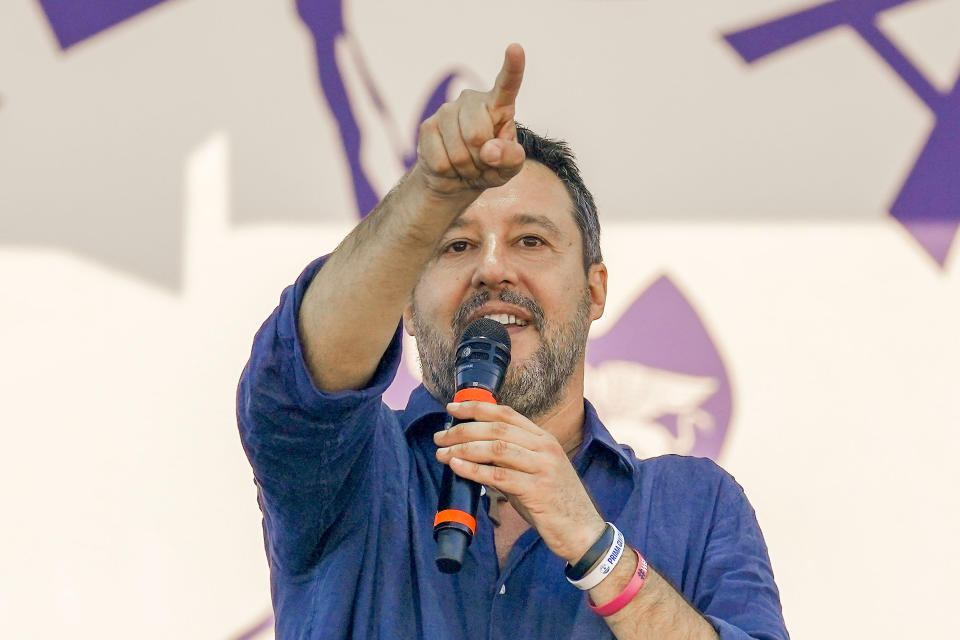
[237,44,788,639]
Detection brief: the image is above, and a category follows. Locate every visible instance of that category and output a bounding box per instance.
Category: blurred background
[1,0,958,637]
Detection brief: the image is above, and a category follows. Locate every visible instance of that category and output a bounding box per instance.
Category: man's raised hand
[416,44,527,197]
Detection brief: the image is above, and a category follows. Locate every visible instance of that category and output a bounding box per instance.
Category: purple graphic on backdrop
[230,614,274,640]
[724,0,960,267]
[585,277,731,460]
[296,0,377,216]
[38,0,173,49]
[297,0,471,216]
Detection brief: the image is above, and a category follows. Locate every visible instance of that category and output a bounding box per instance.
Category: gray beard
[410,288,592,420]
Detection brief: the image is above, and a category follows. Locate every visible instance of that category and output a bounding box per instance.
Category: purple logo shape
[37,0,173,50]
[385,276,733,461]
[724,0,960,267]
[297,0,475,217]
[585,276,732,460]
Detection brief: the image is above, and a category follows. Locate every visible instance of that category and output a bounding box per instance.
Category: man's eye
[446,241,469,253]
[519,236,543,248]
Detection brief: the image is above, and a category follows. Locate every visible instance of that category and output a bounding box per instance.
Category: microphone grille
[460,318,511,350]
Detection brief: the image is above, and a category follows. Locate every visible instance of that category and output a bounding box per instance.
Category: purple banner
[585,276,732,460]
[296,0,469,216]
[725,0,960,267]
[37,0,174,49]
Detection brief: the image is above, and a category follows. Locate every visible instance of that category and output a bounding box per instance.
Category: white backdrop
[1,1,959,638]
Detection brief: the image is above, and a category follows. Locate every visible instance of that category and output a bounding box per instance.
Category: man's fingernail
[437,447,449,455]
[447,402,460,410]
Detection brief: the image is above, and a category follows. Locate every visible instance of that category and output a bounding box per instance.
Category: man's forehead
[446,211,564,236]
[448,162,576,234]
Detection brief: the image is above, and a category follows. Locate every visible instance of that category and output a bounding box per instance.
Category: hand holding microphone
[433,318,511,573]
[433,322,609,573]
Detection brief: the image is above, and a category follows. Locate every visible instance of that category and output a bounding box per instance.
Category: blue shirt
[237,257,788,639]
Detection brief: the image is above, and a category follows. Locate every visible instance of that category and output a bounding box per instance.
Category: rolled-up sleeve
[696,470,789,640]
[236,256,404,576]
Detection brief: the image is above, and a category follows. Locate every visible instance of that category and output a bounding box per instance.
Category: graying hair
[515,124,602,270]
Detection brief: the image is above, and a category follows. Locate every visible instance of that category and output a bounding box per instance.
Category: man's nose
[470,238,518,289]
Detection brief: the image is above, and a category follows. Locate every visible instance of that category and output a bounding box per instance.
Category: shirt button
[499,584,506,595]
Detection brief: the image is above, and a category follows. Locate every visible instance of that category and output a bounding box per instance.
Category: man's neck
[529,373,586,457]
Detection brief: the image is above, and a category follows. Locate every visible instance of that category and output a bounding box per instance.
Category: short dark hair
[515,124,602,270]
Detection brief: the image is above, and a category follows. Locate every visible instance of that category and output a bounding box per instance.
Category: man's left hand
[434,401,606,565]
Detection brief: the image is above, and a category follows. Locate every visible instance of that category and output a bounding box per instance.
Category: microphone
[434,318,511,574]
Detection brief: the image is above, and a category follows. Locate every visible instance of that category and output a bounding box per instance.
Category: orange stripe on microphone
[434,509,477,534]
[453,388,497,404]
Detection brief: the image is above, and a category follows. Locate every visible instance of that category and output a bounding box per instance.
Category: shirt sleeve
[695,466,790,640]
[236,256,406,577]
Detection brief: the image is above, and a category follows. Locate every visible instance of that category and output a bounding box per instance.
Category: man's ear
[587,262,608,321]
[402,304,416,336]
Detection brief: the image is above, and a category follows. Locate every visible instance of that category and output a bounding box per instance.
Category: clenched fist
[416,43,527,197]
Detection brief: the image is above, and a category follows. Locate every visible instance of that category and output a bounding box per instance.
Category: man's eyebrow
[443,213,565,235]
[445,217,475,232]
[511,213,564,236]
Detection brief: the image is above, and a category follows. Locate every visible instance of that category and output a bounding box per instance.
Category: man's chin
[501,329,539,362]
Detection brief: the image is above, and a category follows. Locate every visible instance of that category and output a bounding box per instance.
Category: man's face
[404,161,607,419]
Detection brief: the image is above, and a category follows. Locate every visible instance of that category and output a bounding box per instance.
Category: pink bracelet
[588,548,648,616]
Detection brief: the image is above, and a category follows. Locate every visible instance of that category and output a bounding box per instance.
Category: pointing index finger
[490,43,525,109]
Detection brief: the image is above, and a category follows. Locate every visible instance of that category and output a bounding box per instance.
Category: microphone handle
[434,414,482,574]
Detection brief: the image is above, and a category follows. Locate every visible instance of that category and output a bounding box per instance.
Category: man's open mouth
[482,313,529,327]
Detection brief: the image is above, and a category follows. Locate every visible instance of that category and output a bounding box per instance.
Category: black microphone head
[454,319,512,395]
[459,317,511,351]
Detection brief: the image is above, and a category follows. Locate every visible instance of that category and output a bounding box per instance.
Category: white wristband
[566,525,625,590]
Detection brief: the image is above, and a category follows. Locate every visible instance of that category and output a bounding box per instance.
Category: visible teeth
[483,313,528,327]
